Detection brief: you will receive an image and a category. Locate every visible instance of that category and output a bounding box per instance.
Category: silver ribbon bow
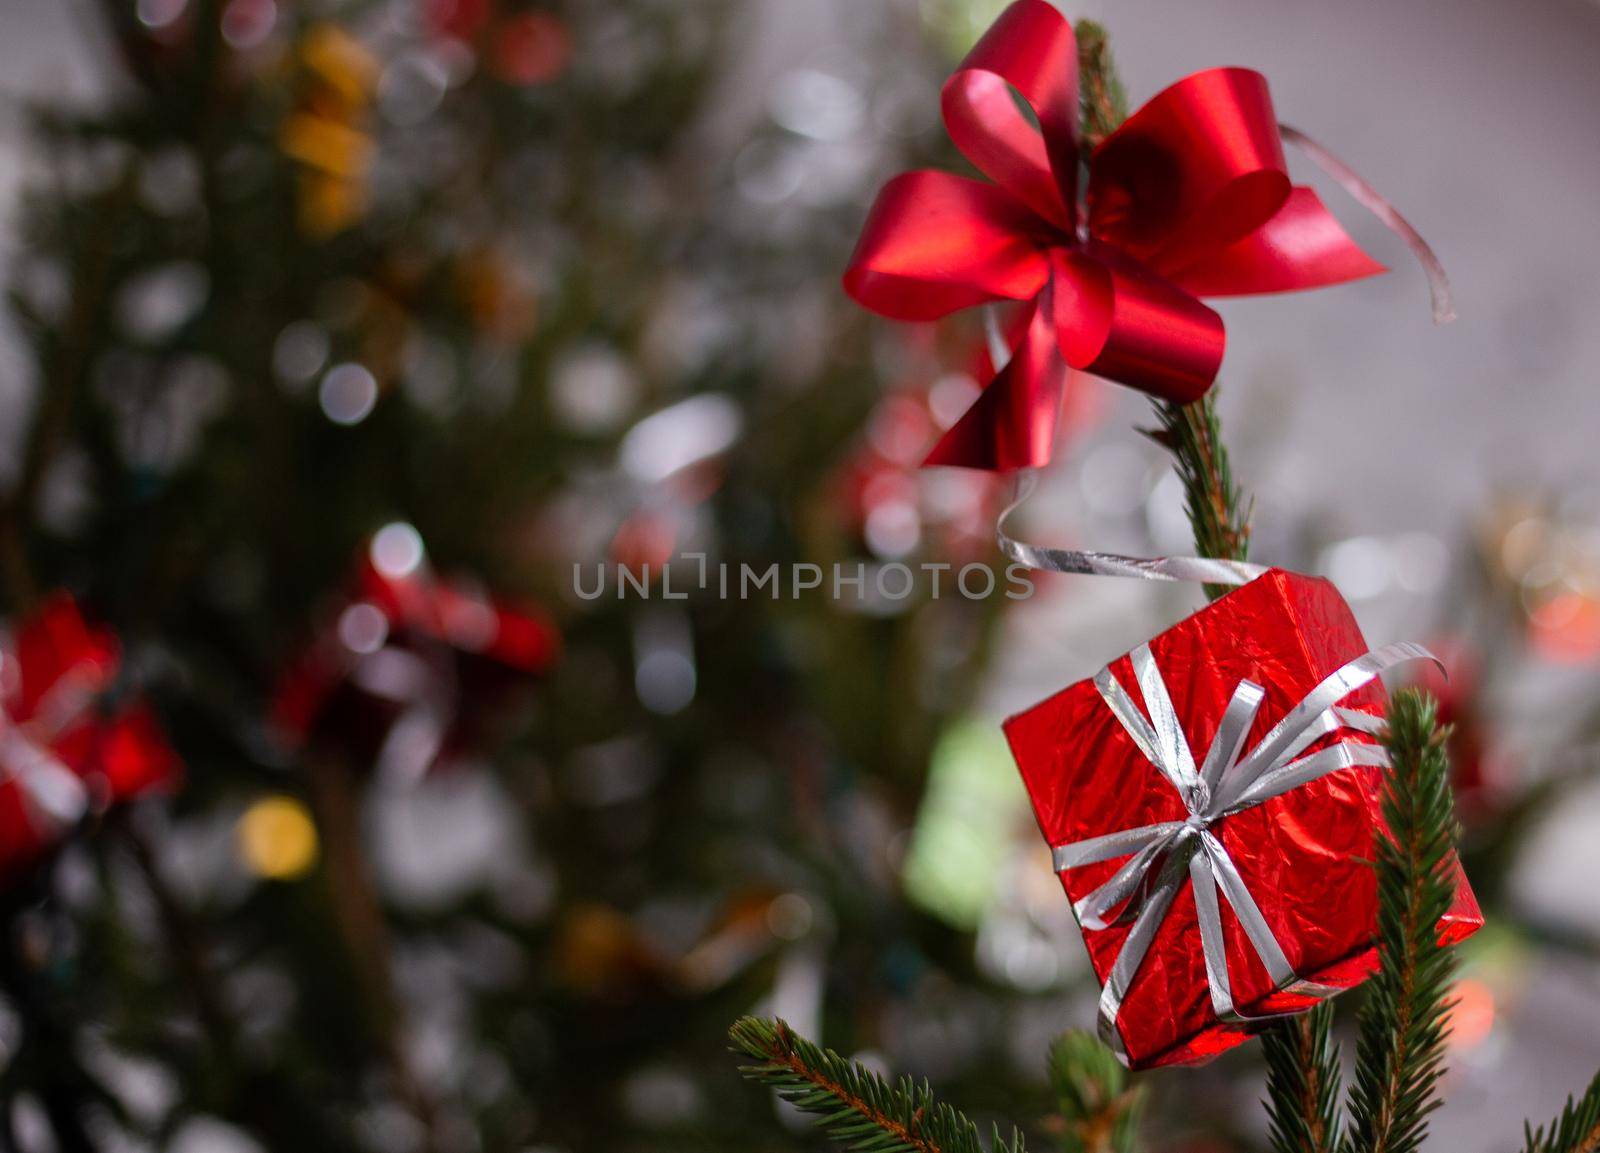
[1052,640,1439,1058]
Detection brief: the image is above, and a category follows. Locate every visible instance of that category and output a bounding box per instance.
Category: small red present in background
[1004,570,1482,1069]
[1408,637,1507,823]
[271,524,560,782]
[0,594,182,884]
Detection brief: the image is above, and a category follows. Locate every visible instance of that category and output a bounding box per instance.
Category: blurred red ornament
[0,595,182,884]
[272,532,560,782]
[220,0,278,50]
[1445,976,1496,1053]
[489,11,571,87]
[831,387,1007,565]
[424,0,493,43]
[610,510,680,573]
[606,459,724,574]
[1527,590,1600,664]
[829,321,1107,564]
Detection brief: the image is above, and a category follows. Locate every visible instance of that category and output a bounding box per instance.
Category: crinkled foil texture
[1004,569,1483,1069]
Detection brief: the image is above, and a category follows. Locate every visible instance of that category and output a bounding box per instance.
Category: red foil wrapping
[1003,570,1483,1069]
[1,594,182,883]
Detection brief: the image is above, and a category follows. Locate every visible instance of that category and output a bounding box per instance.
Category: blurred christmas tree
[0,1,1032,1150]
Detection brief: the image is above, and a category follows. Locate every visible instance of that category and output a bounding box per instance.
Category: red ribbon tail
[1280,123,1455,325]
[924,299,1064,471]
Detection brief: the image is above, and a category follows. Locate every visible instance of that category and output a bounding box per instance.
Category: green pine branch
[1341,690,1459,1153]
[729,1017,1025,1153]
[1144,395,1254,598]
[1521,1072,1600,1153]
[1048,1031,1142,1153]
[1263,1001,1341,1153]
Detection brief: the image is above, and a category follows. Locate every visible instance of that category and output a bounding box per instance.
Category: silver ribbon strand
[997,469,1270,586]
[1280,124,1456,327]
[1053,641,1440,1058]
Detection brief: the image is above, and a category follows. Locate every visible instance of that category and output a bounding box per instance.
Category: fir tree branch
[1075,21,1128,151]
[1143,396,1254,579]
[1520,1071,1600,1153]
[1263,1000,1341,1153]
[728,1016,1026,1153]
[1048,1030,1142,1153]
[1342,690,1460,1153]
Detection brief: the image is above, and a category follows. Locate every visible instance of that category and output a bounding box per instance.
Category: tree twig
[1049,1029,1143,1153]
[1075,21,1128,152]
[729,1016,1024,1153]
[303,757,439,1151]
[1520,1071,1600,1153]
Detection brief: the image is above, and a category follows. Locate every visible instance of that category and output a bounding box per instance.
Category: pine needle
[1341,690,1460,1153]
[1143,395,1253,598]
[1048,1030,1143,1153]
[1263,1001,1341,1153]
[1075,21,1129,150]
[728,1017,1026,1153]
[1520,1072,1600,1153]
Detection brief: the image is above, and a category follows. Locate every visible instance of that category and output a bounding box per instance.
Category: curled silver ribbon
[1280,124,1456,327]
[1054,640,1440,1059]
[997,470,1270,586]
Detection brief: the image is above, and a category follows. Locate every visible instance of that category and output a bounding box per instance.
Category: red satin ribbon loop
[1088,68,1290,276]
[842,171,1050,321]
[1170,186,1386,297]
[940,0,1079,231]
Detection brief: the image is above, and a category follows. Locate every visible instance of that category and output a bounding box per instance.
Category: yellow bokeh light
[237,795,320,881]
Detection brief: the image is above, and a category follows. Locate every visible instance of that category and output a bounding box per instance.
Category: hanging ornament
[1004,569,1483,1068]
[845,0,1447,470]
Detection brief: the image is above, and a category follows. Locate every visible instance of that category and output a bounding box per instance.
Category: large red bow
[844,0,1385,471]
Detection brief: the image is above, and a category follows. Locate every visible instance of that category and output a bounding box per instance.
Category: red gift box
[1003,569,1482,1069]
[0,594,182,883]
